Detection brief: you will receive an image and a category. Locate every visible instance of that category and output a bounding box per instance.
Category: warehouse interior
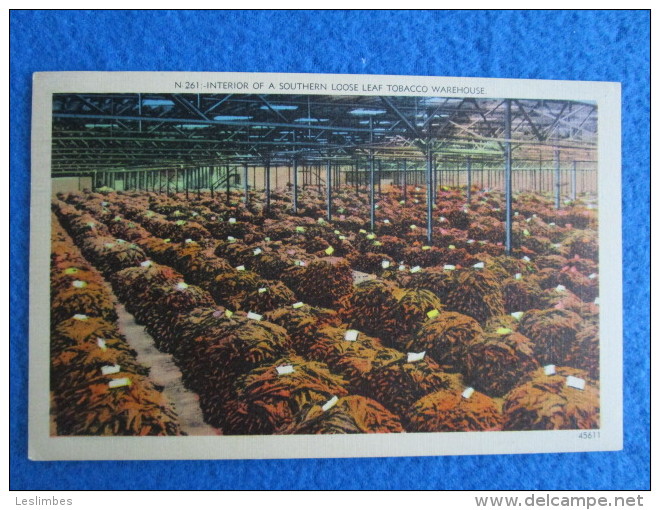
[50,93,601,436]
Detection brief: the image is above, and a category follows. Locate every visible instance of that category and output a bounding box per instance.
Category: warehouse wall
[51,177,92,195]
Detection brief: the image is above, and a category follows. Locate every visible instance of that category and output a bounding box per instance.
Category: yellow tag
[325,246,334,255]
[225,309,234,318]
[426,309,440,319]
[422,245,431,250]
[496,327,512,335]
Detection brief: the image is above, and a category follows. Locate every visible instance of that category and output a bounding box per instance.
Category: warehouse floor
[115,304,221,436]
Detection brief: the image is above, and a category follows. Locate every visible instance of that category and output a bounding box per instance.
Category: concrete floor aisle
[115,304,221,436]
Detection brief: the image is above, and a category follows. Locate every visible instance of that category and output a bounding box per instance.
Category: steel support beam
[326,160,332,221]
[243,163,249,204]
[505,100,513,255]
[466,156,472,203]
[369,154,375,232]
[571,160,577,201]
[426,147,433,244]
[292,159,298,213]
[554,149,561,209]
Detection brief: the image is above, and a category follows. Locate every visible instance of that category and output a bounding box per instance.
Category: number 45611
[578,431,601,439]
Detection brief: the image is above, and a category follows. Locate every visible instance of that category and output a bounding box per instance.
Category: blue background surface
[10,10,650,490]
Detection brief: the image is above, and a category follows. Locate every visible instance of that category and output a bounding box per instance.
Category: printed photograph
[48,92,600,437]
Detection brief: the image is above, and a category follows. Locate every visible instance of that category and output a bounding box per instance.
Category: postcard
[29,71,622,459]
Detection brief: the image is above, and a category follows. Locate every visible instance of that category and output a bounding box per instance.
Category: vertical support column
[426,147,433,244]
[167,169,171,196]
[243,163,249,204]
[466,156,472,204]
[403,159,407,203]
[571,160,577,201]
[554,149,561,209]
[326,160,332,221]
[292,159,298,213]
[377,160,382,197]
[265,159,271,213]
[226,165,231,204]
[185,168,189,200]
[354,161,358,194]
[175,167,179,194]
[504,99,513,255]
[369,153,375,232]
[196,167,201,200]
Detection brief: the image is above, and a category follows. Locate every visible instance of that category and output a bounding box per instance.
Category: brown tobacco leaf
[464,331,539,397]
[221,356,348,435]
[277,395,404,434]
[407,311,484,373]
[407,387,503,432]
[503,366,599,430]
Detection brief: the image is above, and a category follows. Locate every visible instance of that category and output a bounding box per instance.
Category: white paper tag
[383,219,390,224]
[140,260,153,267]
[514,273,522,280]
[555,284,566,292]
[566,376,586,390]
[97,338,107,351]
[381,260,391,269]
[176,282,189,290]
[443,264,456,271]
[344,330,359,341]
[410,225,417,230]
[472,262,484,269]
[407,351,425,363]
[439,216,447,223]
[236,265,245,271]
[228,217,237,223]
[322,395,339,412]
[510,311,524,321]
[276,365,294,375]
[544,364,556,376]
[522,256,531,262]
[292,302,304,309]
[594,297,600,305]
[462,387,475,399]
[410,266,421,273]
[247,312,262,321]
[253,248,262,255]
[258,287,267,294]
[73,314,88,321]
[227,236,236,242]
[588,273,597,279]
[101,364,121,375]
[467,239,475,244]
[184,238,194,244]
[295,260,306,267]
[71,280,87,289]
[398,264,406,271]
[108,377,131,389]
